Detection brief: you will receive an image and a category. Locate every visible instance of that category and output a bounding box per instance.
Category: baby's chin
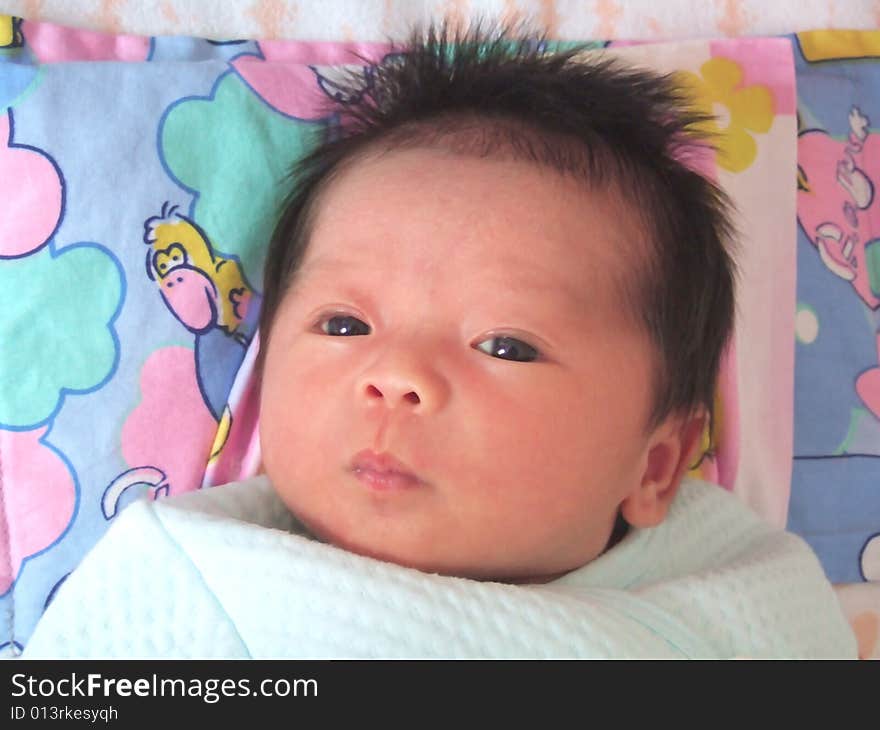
[274,484,593,584]
[305,519,480,578]
[302,516,569,584]
[340,543,556,584]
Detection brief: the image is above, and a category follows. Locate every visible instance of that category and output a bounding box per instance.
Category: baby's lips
[350,449,427,484]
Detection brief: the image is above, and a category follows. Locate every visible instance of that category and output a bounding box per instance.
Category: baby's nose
[356,356,449,414]
[363,382,421,407]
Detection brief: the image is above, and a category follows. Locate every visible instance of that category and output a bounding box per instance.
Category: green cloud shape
[160,71,319,283]
[0,244,122,427]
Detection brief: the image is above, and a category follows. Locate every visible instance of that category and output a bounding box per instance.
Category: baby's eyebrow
[286,257,362,291]
[296,256,353,276]
[295,255,400,284]
[302,259,593,307]
[474,269,592,308]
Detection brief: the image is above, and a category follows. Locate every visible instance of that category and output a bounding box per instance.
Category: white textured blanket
[23,476,856,658]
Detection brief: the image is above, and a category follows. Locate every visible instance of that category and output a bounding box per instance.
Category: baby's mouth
[349,449,427,491]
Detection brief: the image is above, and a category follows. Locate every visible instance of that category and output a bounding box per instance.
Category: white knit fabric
[23,476,857,658]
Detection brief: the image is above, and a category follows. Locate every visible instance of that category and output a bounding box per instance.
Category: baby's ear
[620,412,706,529]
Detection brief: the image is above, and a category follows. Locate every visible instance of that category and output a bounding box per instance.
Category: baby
[256,39,725,585]
[24,20,857,658]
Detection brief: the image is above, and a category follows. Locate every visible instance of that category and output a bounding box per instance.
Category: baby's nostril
[364,385,420,405]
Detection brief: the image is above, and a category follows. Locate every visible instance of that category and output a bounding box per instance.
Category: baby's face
[260,147,661,582]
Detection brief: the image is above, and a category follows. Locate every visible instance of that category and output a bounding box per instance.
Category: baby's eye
[474,336,539,362]
[319,314,371,336]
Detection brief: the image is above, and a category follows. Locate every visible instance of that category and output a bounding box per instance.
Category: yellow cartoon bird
[0,16,24,48]
[143,203,253,340]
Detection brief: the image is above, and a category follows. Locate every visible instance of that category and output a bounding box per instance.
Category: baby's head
[257,21,736,583]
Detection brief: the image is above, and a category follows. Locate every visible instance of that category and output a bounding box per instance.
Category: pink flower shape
[0,427,76,594]
[0,112,62,258]
[121,346,217,496]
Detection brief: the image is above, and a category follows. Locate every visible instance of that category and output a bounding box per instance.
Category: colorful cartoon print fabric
[0,15,859,655]
[789,31,880,588]
[0,17,398,653]
[607,37,798,530]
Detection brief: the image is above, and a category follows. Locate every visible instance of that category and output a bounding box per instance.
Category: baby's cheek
[467,385,581,489]
[261,357,326,468]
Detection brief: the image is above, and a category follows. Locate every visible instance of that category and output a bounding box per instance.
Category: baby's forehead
[294,158,647,339]
[305,146,643,281]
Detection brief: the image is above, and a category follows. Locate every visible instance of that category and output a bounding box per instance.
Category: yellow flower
[687,389,723,479]
[676,57,774,173]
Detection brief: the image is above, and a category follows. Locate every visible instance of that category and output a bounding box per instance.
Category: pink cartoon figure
[797,106,880,310]
[143,203,254,344]
[798,106,880,419]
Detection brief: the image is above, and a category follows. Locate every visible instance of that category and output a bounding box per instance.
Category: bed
[0,0,877,658]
